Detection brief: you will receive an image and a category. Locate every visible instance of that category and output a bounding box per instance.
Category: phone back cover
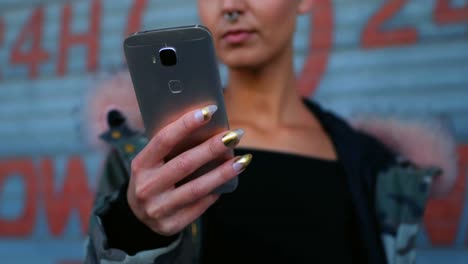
[124,26,228,139]
[124,25,236,193]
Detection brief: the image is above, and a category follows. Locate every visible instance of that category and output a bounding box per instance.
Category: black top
[201,148,363,263]
[99,100,391,263]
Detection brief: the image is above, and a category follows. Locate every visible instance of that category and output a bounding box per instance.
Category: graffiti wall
[0,0,467,263]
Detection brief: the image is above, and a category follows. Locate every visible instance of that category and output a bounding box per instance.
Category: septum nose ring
[224,11,240,23]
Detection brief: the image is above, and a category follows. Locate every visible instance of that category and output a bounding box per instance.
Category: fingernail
[221,129,245,148]
[232,154,253,173]
[194,105,218,122]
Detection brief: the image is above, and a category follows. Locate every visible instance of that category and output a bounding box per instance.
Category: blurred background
[0,0,467,263]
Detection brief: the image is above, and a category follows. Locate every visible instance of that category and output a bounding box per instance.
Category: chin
[225,60,263,71]
[221,50,268,71]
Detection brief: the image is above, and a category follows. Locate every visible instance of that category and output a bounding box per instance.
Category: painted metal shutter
[0,0,467,263]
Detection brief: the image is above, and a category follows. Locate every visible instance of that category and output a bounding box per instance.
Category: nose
[221,0,245,14]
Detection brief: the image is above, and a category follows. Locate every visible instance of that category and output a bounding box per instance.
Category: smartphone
[123,25,237,193]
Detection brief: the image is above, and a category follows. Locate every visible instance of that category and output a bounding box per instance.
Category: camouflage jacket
[85,101,439,264]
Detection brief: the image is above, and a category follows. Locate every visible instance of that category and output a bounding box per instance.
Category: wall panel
[0,0,467,263]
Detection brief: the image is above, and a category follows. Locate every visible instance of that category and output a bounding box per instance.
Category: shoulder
[303,98,396,171]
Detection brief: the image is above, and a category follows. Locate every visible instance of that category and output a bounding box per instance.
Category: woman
[85,0,455,263]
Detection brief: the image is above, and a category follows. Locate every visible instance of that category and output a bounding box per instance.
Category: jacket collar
[303,99,390,263]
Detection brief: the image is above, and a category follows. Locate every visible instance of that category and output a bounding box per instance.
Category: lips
[222,30,253,45]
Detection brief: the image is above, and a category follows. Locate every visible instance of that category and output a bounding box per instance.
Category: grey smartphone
[123,25,237,193]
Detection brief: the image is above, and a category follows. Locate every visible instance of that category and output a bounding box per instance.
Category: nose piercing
[224,11,240,23]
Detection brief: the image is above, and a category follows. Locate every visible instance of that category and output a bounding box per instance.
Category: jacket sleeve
[376,158,440,264]
[84,150,199,264]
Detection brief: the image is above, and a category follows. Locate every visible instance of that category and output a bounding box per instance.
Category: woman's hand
[127,105,252,236]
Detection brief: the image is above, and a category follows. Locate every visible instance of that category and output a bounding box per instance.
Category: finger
[154,154,252,212]
[130,129,239,206]
[149,194,220,236]
[142,154,251,221]
[134,129,242,198]
[154,128,245,190]
[137,104,218,167]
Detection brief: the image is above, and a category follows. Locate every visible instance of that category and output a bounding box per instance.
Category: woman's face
[197,0,312,70]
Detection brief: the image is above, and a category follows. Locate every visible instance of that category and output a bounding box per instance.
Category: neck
[224,45,306,130]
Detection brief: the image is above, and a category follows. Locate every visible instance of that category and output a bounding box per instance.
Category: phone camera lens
[159,47,177,66]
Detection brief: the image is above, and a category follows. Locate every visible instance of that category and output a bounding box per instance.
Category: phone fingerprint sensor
[168,80,183,93]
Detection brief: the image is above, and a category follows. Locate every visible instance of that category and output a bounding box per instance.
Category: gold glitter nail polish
[195,105,218,122]
[221,129,245,148]
[232,154,253,172]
